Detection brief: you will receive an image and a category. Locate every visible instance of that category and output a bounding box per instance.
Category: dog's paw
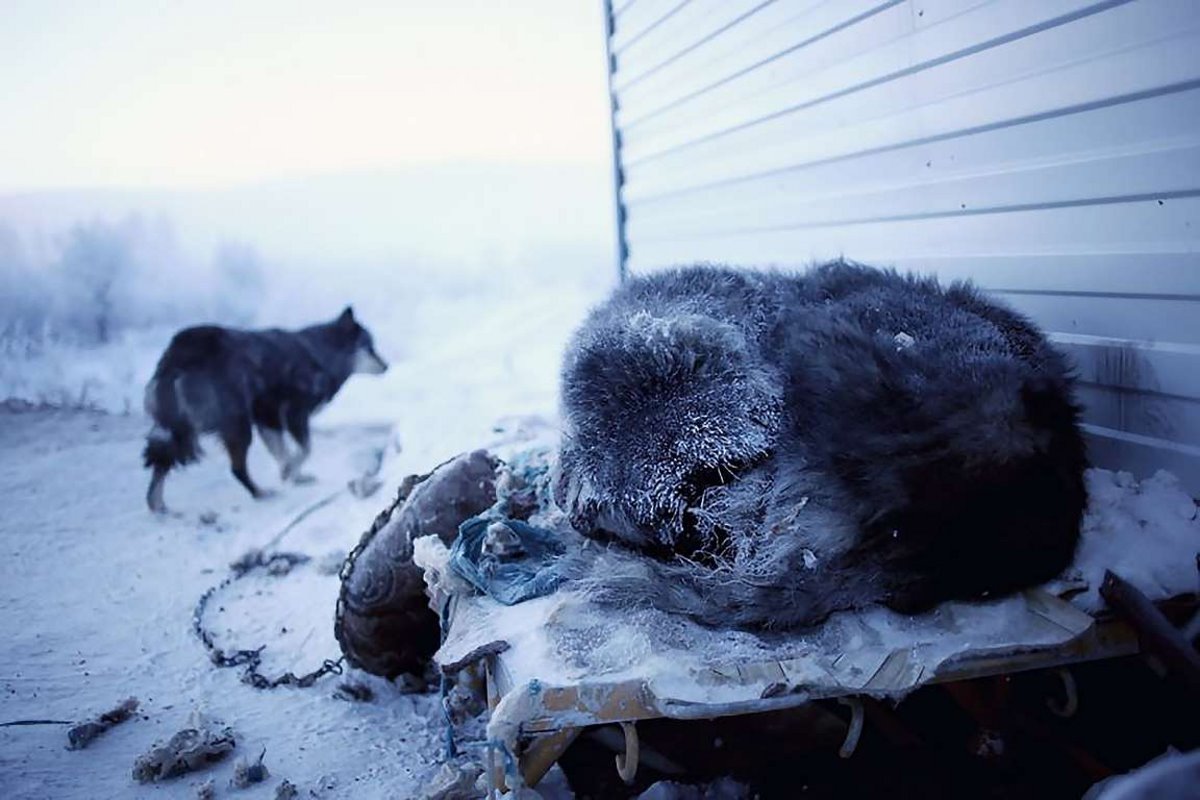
[150,507,185,520]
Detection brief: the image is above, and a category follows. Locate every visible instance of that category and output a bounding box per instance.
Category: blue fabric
[449,515,565,606]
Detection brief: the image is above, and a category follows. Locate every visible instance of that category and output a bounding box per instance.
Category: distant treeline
[0,215,263,346]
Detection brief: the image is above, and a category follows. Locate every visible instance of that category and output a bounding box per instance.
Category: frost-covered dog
[143,307,388,513]
[556,262,1087,630]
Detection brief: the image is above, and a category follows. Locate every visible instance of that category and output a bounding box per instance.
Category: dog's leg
[146,465,169,514]
[221,418,273,500]
[257,424,291,480]
[283,408,315,484]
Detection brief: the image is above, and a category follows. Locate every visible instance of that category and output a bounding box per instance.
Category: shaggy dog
[556,262,1087,630]
[143,307,387,513]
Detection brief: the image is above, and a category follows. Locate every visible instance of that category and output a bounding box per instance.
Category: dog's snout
[372,348,389,372]
[354,346,389,375]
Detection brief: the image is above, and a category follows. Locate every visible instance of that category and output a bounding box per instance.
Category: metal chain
[192,549,346,689]
[194,450,451,690]
[195,457,449,690]
[193,452,458,690]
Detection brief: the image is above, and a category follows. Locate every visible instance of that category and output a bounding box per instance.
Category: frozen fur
[556,262,1087,631]
[142,307,388,512]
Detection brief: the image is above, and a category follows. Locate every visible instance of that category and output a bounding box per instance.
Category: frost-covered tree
[213,240,265,325]
[54,220,131,344]
[0,221,45,340]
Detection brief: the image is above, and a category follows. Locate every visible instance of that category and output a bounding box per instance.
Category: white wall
[607,0,1200,491]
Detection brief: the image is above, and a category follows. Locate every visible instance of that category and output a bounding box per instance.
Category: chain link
[192,452,424,690]
[192,548,346,690]
[195,455,452,690]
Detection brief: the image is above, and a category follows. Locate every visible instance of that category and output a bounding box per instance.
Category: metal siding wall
[607,0,1200,492]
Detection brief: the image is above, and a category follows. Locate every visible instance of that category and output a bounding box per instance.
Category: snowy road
[0,270,608,799]
[0,268,657,799]
[0,408,449,799]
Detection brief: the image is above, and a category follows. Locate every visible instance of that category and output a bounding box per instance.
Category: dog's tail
[142,374,201,473]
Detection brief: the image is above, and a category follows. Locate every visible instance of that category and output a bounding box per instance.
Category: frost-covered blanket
[414,451,1197,718]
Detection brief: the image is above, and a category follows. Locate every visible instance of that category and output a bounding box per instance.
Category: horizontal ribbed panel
[607,0,1200,491]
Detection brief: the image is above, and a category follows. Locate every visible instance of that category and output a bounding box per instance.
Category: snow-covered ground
[2,259,1196,800]
[0,409,444,799]
[0,271,611,799]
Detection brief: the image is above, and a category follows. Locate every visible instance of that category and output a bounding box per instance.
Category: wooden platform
[411,536,1195,792]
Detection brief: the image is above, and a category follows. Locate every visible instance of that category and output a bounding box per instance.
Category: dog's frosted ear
[337,306,356,327]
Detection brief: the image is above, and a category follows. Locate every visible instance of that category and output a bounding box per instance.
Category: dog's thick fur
[556,262,1087,631]
[143,307,387,513]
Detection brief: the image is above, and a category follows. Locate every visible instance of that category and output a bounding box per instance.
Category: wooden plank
[519,728,581,788]
[520,680,663,733]
[863,649,925,694]
[1024,590,1097,637]
[737,660,787,685]
[1100,570,1200,694]
[487,611,1173,735]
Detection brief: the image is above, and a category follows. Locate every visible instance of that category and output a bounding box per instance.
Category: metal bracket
[838,697,865,758]
[615,721,640,784]
[1047,667,1079,718]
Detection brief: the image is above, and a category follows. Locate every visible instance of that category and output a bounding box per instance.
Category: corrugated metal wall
[604,0,1200,493]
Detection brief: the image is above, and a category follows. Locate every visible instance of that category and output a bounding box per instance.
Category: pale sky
[0,0,613,190]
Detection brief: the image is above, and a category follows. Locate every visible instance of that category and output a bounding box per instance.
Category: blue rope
[438,595,458,759]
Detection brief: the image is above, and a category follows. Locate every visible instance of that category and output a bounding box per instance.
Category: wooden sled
[415,539,1198,795]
